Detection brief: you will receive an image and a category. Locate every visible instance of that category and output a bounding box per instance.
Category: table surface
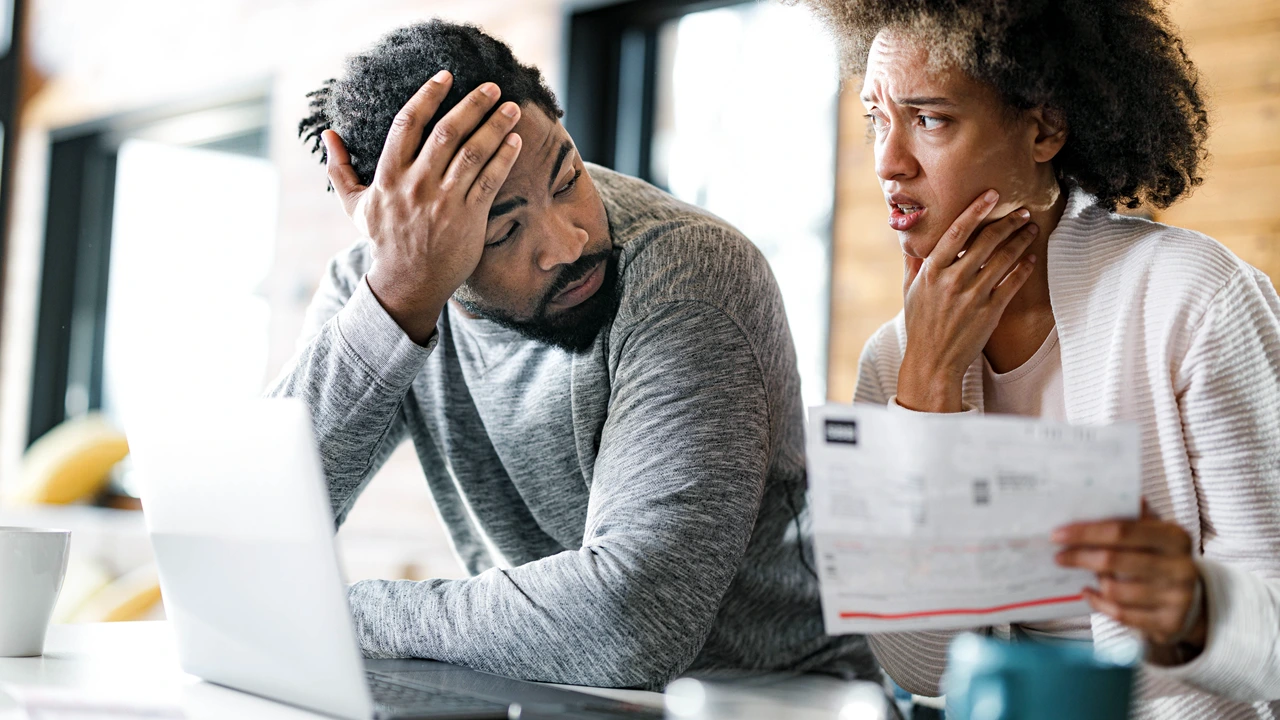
[0,621,665,719]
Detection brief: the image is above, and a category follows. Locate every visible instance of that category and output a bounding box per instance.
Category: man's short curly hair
[299,20,562,189]
[796,0,1209,210]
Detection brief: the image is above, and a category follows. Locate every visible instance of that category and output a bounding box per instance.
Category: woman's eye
[918,115,945,130]
[488,222,518,249]
[863,113,888,141]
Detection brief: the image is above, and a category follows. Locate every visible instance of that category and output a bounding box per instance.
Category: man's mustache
[539,250,614,309]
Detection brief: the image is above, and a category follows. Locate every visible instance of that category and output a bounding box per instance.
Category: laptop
[130,398,661,720]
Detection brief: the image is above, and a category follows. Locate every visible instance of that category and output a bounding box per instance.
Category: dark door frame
[563,0,745,181]
[0,0,25,354]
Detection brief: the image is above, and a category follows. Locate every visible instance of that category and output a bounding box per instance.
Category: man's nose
[536,219,589,272]
[875,124,918,183]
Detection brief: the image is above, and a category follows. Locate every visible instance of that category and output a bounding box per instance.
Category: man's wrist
[365,269,446,346]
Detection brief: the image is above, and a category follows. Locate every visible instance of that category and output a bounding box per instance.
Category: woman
[798,0,1280,717]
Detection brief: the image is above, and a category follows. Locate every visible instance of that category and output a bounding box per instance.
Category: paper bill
[807,403,1141,634]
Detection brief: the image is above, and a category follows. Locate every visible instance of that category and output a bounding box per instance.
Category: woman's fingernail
[1051,528,1066,542]
[1018,208,1031,219]
[481,83,500,99]
[984,189,999,203]
[501,102,519,118]
[432,70,450,83]
[1027,223,1039,235]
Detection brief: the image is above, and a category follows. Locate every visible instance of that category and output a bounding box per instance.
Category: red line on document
[839,594,1085,620]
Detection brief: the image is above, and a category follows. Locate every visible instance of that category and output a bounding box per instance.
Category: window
[567,0,839,405]
[28,95,276,490]
[101,138,277,433]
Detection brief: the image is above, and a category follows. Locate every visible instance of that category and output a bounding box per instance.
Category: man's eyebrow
[547,140,573,192]
[489,196,527,220]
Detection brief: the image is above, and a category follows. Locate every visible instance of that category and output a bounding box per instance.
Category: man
[272,19,873,690]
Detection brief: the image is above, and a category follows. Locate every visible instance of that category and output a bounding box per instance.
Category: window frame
[0,0,23,355]
[26,91,270,446]
[565,0,841,403]
[563,0,747,182]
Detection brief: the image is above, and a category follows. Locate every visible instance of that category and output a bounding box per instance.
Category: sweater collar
[1045,184,1135,424]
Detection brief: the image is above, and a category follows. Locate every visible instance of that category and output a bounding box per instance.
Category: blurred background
[0,0,1274,624]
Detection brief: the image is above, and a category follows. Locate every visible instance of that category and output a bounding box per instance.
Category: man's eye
[863,113,887,132]
[488,222,519,248]
[556,168,581,197]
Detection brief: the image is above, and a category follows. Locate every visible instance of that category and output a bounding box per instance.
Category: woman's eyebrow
[894,96,955,108]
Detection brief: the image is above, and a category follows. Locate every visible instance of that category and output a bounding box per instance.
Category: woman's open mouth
[888,203,926,232]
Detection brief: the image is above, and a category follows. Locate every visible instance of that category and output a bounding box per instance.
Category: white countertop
[0,622,892,719]
[0,621,665,719]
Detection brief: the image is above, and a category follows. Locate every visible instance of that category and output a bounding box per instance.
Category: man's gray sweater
[267,164,875,690]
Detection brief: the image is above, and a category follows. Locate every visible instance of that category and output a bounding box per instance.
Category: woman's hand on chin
[895,189,1039,413]
[1053,503,1208,665]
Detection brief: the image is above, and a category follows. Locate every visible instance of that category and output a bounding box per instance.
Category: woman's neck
[983,184,1068,373]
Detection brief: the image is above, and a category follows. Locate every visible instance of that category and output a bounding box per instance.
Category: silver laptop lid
[131,398,374,720]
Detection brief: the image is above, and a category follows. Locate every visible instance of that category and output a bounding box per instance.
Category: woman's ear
[1030,106,1068,163]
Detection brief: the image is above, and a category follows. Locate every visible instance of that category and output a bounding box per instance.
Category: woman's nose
[875,125,918,182]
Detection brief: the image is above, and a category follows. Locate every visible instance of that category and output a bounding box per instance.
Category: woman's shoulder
[1059,201,1263,315]
[1126,214,1246,280]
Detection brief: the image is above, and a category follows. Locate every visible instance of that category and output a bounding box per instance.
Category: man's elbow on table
[346,577,713,690]
[571,608,712,691]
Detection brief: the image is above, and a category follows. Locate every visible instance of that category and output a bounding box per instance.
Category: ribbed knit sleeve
[1147,266,1280,702]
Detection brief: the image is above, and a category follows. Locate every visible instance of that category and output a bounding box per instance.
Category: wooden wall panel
[1163,0,1280,38]
[1160,0,1280,282]
[827,84,903,401]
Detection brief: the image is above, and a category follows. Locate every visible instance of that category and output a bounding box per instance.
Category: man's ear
[1029,106,1068,163]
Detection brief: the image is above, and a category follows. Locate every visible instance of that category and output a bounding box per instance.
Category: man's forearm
[346,540,738,690]
[266,277,434,523]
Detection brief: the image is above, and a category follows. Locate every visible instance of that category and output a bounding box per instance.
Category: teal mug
[944,633,1137,720]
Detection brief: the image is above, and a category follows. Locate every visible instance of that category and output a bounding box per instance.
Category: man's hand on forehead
[321,71,522,345]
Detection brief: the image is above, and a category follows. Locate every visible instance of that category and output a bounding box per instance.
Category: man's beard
[457,249,622,354]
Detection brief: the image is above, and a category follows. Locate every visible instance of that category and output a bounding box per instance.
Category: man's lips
[550,260,606,309]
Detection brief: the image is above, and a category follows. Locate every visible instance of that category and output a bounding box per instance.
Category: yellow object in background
[70,564,163,623]
[10,414,129,504]
[52,557,114,624]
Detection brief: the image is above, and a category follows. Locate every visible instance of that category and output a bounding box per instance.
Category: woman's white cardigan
[854,188,1280,719]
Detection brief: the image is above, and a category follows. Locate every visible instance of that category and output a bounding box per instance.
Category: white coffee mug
[0,527,71,657]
